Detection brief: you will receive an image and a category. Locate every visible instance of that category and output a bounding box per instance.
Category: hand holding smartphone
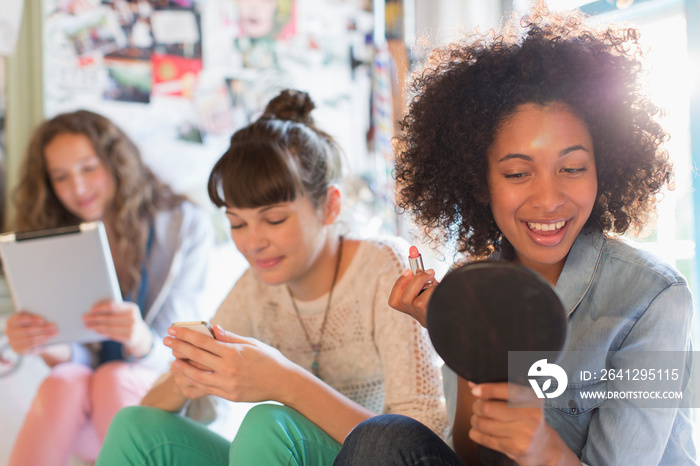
[170,321,216,371]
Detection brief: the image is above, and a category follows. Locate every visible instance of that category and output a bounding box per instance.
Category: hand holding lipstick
[388,246,438,328]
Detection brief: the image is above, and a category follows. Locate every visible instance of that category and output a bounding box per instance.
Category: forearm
[281,366,375,444]
[140,372,188,412]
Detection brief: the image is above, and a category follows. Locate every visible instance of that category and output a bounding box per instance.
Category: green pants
[96,404,342,465]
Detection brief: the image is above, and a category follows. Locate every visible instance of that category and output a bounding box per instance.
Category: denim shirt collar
[554,227,605,318]
[490,227,606,318]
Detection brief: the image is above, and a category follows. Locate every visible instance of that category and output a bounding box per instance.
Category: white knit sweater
[211,235,448,437]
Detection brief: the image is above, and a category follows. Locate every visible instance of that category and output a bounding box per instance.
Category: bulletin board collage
[42,0,396,236]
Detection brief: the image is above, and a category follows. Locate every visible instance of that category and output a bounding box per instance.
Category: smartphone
[172,321,215,338]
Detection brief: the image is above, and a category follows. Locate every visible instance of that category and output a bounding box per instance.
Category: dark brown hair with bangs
[208,89,342,210]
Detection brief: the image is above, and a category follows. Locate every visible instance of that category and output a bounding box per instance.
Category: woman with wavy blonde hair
[7,109,216,466]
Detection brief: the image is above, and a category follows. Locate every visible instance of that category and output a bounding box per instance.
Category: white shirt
[211,235,448,437]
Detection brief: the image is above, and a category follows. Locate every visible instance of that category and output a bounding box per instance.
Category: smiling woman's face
[486,102,598,284]
[225,195,329,288]
[44,132,116,222]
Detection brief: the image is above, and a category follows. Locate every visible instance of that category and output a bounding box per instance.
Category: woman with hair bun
[97,89,447,465]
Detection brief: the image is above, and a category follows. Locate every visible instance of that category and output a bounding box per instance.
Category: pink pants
[9,361,160,466]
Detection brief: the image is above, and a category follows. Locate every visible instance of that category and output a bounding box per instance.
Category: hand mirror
[427,261,567,465]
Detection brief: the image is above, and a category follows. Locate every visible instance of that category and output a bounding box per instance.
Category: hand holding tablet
[0,221,121,346]
[4,311,59,355]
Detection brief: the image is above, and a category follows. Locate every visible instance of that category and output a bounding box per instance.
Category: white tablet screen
[0,221,121,345]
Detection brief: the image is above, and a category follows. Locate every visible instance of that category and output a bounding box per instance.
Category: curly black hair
[395,9,673,259]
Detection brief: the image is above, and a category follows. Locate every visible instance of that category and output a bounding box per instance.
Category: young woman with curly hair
[334,8,695,466]
[6,110,216,465]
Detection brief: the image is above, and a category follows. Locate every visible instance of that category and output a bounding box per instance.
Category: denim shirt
[443,227,696,464]
[548,227,696,465]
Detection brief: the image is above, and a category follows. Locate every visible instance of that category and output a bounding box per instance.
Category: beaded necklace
[287,237,343,377]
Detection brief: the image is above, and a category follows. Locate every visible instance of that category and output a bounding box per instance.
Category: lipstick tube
[409,246,425,275]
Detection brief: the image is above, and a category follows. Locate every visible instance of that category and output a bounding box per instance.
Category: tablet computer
[0,221,121,345]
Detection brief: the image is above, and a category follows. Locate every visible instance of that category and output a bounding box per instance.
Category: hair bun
[263,89,315,126]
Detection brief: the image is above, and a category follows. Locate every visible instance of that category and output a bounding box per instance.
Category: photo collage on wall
[43,0,400,237]
[49,1,203,104]
[45,1,374,128]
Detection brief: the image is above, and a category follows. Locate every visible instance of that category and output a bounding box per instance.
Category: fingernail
[167,327,176,336]
[215,325,223,332]
[164,337,172,346]
[471,385,481,397]
[426,269,435,275]
[402,269,412,277]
